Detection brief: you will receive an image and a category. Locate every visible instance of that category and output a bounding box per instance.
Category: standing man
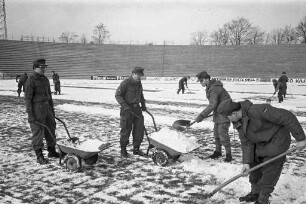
[177,76,190,94]
[272,79,284,103]
[194,71,232,162]
[217,99,306,204]
[52,71,61,95]
[278,72,288,98]
[115,67,147,158]
[25,58,59,165]
[17,72,28,97]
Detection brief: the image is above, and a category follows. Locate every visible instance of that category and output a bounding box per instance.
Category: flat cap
[33,58,48,68]
[132,67,144,76]
[217,99,241,116]
[196,71,210,82]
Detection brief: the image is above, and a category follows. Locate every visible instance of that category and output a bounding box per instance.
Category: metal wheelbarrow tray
[148,136,199,167]
[36,117,112,172]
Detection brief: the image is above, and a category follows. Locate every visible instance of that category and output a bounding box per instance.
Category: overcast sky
[6,0,306,45]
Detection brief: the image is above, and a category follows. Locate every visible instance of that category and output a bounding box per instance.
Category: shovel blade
[172,120,191,131]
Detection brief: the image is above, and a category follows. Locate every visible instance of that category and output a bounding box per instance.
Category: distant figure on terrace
[278,72,288,98]
[177,76,190,94]
[17,72,28,97]
[52,71,61,95]
[115,67,147,158]
[272,79,284,103]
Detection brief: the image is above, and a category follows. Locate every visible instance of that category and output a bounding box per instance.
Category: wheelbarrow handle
[54,116,73,140]
[207,146,299,198]
[145,110,158,132]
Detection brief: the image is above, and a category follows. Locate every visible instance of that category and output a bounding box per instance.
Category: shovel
[172,114,213,131]
[201,146,299,199]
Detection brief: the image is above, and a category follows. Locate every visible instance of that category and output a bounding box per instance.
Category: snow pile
[58,139,104,152]
[149,127,200,153]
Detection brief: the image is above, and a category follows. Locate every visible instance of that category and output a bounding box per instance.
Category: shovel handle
[208,146,299,197]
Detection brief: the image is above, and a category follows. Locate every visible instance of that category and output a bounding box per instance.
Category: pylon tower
[0,0,7,40]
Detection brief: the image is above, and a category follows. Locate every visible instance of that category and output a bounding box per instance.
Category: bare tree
[247,26,265,45]
[210,26,229,45]
[58,31,78,43]
[190,30,208,45]
[92,23,110,44]
[282,25,297,44]
[296,16,306,43]
[266,29,283,44]
[227,17,252,45]
[80,34,87,44]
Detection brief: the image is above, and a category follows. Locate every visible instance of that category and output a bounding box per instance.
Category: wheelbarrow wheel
[84,154,98,165]
[153,149,169,167]
[64,154,82,172]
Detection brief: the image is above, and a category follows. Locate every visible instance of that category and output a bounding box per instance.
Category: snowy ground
[1,79,306,204]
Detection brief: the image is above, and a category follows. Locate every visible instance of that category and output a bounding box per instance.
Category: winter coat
[234,100,305,164]
[278,74,288,88]
[18,74,28,86]
[25,72,54,120]
[200,79,231,124]
[179,77,188,87]
[115,76,146,110]
[52,73,60,83]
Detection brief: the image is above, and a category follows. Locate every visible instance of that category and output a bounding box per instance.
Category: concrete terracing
[1,40,306,79]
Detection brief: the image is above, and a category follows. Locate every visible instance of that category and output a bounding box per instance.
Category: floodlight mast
[0,0,8,40]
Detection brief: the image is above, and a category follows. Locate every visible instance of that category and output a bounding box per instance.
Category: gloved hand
[28,115,37,123]
[297,140,306,149]
[141,104,147,111]
[195,114,204,123]
[123,106,131,115]
[241,164,250,176]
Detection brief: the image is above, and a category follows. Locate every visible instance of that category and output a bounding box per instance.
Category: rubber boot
[121,146,129,158]
[239,192,259,202]
[47,146,60,158]
[224,146,232,162]
[133,147,145,156]
[35,149,49,165]
[209,151,222,159]
[224,154,232,162]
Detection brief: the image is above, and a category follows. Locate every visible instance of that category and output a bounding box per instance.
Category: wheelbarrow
[36,116,112,172]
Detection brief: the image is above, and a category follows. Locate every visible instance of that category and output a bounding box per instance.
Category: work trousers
[213,122,231,154]
[249,156,286,202]
[54,82,61,93]
[177,82,185,94]
[17,83,25,94]
[29,101,56,150]
[120,106,144,148]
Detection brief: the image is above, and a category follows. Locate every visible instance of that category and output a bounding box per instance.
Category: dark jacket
[25,72,54,119]
[18,74,28,85]
[234,100,305,164]
[115,76,145,109]
[52,73,60,83]
[179,77,188,86]
[278,74,288,87]
[200,79,231,123]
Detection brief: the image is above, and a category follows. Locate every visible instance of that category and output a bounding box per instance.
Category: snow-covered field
[1,79,306,204]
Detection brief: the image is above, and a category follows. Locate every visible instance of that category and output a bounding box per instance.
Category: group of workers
[22,58,305,204]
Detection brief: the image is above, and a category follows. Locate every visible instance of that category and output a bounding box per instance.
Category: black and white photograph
[1,0,306,203]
